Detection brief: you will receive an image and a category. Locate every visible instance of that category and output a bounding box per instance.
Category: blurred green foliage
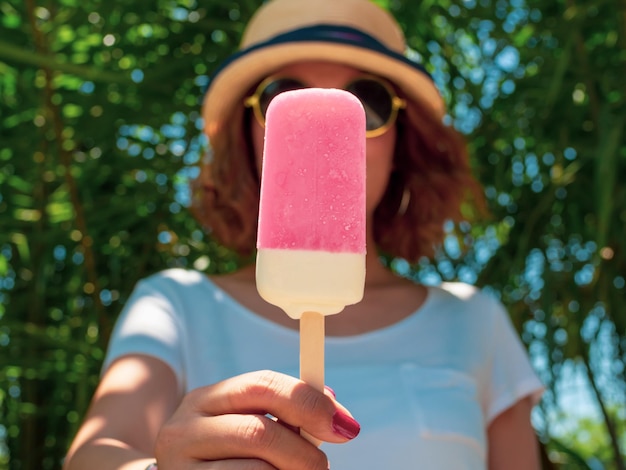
[0,0,624,469]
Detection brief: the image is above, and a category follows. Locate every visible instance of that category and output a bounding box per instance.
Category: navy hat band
[210,24,433,84]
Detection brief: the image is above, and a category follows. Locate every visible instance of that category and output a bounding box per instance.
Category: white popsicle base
[256,248,365,319]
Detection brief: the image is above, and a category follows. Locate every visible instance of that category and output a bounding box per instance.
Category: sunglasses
[244,75,406,138]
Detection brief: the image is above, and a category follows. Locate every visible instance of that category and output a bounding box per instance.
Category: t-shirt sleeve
[484,298,544,424]
[101,275,186,392]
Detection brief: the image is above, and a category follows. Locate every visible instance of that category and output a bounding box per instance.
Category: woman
[64,0,543,468]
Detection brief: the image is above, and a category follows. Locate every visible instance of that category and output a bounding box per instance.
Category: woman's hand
[155,370,360,470]
[64,356,358,470]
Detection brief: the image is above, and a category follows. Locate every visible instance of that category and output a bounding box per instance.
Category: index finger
[188,370,360,443]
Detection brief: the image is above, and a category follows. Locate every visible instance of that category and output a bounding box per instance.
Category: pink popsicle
[255,88,367,319]
[255,88,366,446]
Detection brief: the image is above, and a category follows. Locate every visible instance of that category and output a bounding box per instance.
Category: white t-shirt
[104,268,543,469]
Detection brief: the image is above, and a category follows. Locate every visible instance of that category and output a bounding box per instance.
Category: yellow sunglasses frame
[244,74,406,138]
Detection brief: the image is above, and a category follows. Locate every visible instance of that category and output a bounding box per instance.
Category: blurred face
[249,61,397,219]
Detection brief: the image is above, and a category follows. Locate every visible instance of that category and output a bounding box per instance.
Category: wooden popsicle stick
[300,311,325,447]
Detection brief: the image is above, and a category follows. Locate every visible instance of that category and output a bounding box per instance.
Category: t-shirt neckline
[200,274,443,342]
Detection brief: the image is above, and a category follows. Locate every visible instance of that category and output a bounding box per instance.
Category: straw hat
[202,0,445,138]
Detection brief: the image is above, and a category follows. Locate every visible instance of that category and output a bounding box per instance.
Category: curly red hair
[374,102,486,261]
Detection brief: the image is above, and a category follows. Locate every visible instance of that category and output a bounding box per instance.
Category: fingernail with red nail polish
[325,385,336,398]
[332,410,360,439]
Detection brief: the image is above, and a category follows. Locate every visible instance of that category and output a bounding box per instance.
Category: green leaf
[46,201,74,223]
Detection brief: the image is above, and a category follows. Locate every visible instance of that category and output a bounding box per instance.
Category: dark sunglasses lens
[347,79,394,131]
[259,78,304,119]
